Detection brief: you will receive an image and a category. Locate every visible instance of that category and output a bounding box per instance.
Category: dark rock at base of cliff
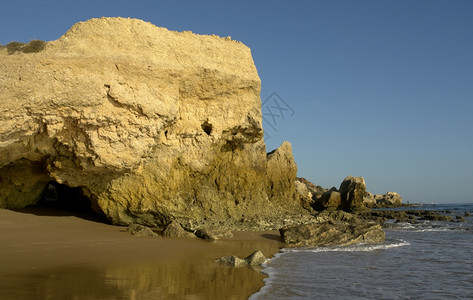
[279,217,385,248]
[162,220,196,238]
[127,224,160,238]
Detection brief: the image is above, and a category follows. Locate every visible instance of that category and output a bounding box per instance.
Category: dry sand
[0,207,283,300]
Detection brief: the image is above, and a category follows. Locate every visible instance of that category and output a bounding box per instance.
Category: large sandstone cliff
[0,18,307,229]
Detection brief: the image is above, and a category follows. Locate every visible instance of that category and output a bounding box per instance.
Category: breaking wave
[280,239,410,254]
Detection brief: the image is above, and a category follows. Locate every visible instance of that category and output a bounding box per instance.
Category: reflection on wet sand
[2,258,267,300]
[0,209,283,300]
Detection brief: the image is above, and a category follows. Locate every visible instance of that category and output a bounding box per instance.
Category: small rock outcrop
[216,255,247,267]
[216,250,267,267]
[0,17,307,230]
[127,224,160,238]
[162,220,195,238]
[244,250,267,265]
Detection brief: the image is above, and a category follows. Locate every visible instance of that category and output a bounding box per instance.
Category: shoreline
[0,208,283,299]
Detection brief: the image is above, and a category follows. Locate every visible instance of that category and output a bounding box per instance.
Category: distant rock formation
[374,192,403,206]
[311,176,368,212]
[306,176,403,210]
[0,17,307,230]
[363,191,376,207]
[338,176,367,211]
[363,191,403,207]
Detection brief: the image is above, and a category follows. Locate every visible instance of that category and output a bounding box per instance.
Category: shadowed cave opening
[30,181,107,223]
[201,121,213,135]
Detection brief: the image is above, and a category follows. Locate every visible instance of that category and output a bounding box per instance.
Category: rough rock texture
[0,159,51,208]
[0,17,307,229]
[373,192,402,206]
[295,177,320,211]
[338,176,367,211]
[127,224,159,238]
[266,141,298,204]
[361,209,457,225]
[216,255,247,267]
[363,191,403,207]
[314,188,341,211]
[280,218,385,247]
[244,250,267,265]
[162,220,195,238]
[216,250,267,267]
[295,180,311,199]
[295,177,319,195]
[363,191,376,207]
[311,176,367,212]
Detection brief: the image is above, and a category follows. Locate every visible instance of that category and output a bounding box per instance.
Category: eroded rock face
[363,191,376,207]
[0,17,305,229]
[338,176,367,211]
[311,176,368,212]
[314,189,341,211]
[374,192,402,206]
[280,218,385,247]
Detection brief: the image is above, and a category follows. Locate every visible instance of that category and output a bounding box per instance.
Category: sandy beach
[0,207,282,300]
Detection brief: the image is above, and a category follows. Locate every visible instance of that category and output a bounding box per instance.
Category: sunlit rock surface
[0,17,308,229]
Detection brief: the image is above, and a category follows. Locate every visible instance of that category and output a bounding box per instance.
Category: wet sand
[0,207,283,300]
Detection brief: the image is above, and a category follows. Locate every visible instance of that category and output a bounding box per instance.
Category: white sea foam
[281,239,410,254]
[250,203,473,299]
[410,227,455,232]
[390,222,469,232]
[249,266,276,300]
[250,240,410,300]
[392,222,416,229]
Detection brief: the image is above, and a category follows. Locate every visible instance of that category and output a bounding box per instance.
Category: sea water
[251,203,473,300]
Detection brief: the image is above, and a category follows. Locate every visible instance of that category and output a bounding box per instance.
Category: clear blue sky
[1,1,472,204]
